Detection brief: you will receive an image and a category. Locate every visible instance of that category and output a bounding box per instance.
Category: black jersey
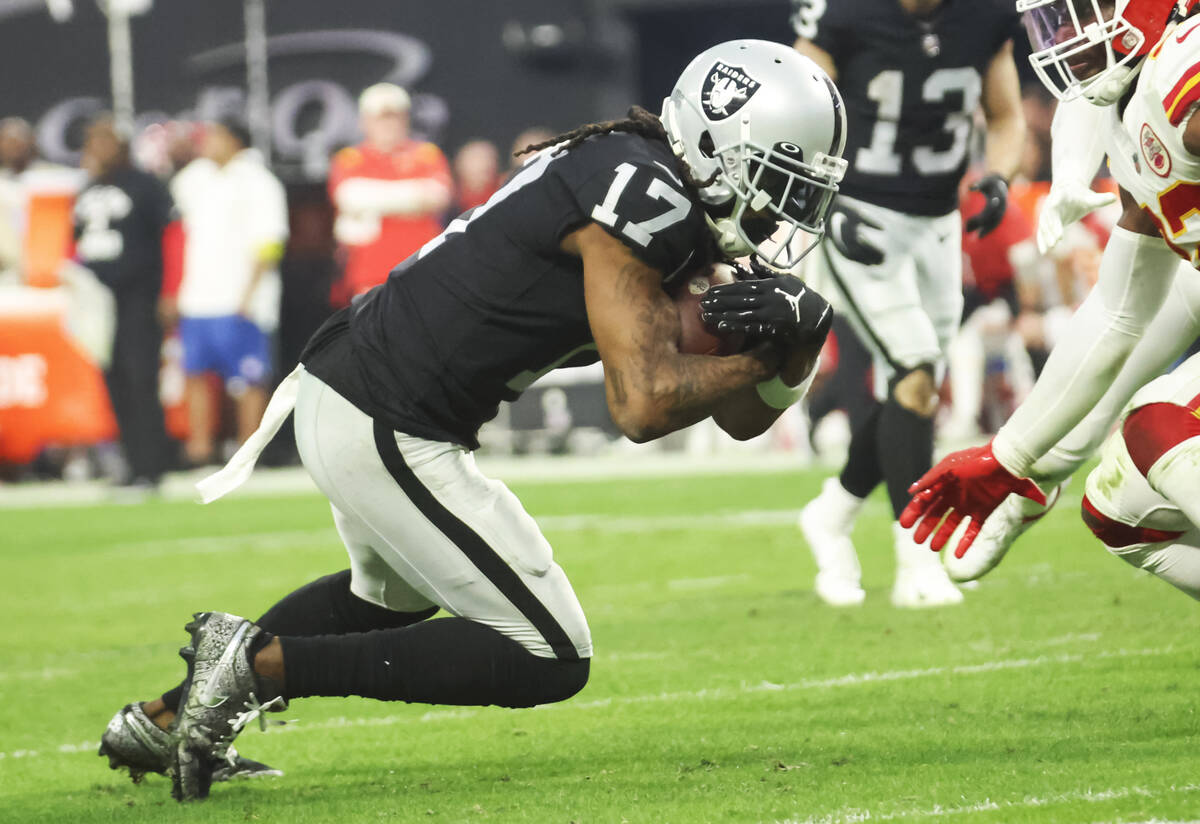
[73,166,173,294]
[790,0,1021,216]
[303,131,713,449]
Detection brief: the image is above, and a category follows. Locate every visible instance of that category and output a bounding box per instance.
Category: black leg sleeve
[279,617,590,709]
[255,570,438,636]
[877,397,934,520]
[838,401,883,499]
[159,571,435,711]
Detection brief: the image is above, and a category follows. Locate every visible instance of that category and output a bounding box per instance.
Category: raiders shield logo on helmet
[701,62,761,121]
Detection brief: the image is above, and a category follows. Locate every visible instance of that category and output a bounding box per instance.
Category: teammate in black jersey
[74,115,174,491]
[790,0,1027,608]
[97,40,850,800]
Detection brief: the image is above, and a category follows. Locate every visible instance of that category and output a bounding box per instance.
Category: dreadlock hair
[514,105,718,197]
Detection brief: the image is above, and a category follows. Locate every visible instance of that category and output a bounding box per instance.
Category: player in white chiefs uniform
[902,0,1200,570]
[1081,351,1200,598]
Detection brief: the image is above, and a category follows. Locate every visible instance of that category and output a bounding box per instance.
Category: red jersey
[961,185,1034,301]
[328,140,452,303]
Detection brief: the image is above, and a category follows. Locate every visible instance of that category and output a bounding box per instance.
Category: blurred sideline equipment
[0,163,121,465]
[0,289,116,463]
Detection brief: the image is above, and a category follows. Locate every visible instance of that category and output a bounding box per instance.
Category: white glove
[1036,182,1118,254]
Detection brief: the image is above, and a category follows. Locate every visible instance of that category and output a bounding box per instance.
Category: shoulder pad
[1153,17,1200,125]
[563,136,706,276]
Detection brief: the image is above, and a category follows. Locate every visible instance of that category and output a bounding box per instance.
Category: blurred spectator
[0,117,36,177]
[132,120,202,180]
[0,118,36,272]
[507,127,555,175]
[452,139,502,213]
[169,117,288,465]
[1019,90,1055,183]
[328,83,452,304]
[74,114,174,489]
[944,177,1038,441]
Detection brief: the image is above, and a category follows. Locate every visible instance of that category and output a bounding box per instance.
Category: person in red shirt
[451,139,502,214]
[328,83,452,305]
[943,177,1040,441]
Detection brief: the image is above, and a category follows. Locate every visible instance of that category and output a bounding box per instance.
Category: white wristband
[756,375,804,410]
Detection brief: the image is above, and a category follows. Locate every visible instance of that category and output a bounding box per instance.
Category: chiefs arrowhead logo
[701,62,761,121]
[1140,122,1172,178]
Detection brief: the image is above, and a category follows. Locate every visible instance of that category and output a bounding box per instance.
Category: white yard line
[0,454,814,510]
[0,645,1175,764]
[66,508,873,557]
[778,783,1200,823]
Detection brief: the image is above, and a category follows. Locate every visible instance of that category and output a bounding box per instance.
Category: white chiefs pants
[201,368,592,661]
[805,195,963,400]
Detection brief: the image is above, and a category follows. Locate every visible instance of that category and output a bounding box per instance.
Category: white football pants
[293,371,592,661]
[804,195,963,400]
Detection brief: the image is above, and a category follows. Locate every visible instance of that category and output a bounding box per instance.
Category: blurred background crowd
[0,0,1147,493]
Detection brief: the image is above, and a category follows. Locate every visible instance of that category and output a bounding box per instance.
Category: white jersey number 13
[857,67,982,177]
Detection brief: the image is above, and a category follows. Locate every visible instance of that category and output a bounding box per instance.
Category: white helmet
[1019,0,1191,105]
[661,39,848,268]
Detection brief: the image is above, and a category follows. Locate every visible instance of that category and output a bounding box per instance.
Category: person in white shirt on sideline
[167,117,289,465]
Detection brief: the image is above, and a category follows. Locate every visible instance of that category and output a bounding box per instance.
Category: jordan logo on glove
[775,286,806,322]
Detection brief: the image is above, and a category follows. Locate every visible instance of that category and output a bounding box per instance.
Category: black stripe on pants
[371,420,581,662]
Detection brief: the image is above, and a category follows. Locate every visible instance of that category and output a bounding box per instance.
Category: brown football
[670,262,745,356]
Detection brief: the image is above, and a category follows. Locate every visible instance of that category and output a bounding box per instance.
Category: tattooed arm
[563,223,779,443]
[710,344,821,440]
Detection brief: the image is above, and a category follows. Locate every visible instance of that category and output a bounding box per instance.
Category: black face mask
[746,145,826,229]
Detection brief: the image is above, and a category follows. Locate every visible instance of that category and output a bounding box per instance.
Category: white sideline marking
[668,573,751,591]
[0,645,1175,764]
[84,510,805,557]
[0,455,812,510]
[0,667,74,682]
[778,783,1200,823]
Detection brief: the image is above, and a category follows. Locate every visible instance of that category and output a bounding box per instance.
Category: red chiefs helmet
[1019,0,1200,104]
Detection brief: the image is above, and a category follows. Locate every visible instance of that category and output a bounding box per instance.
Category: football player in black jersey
[74,115,174,492]
[97,40,850,801]
[790,0,1027,607]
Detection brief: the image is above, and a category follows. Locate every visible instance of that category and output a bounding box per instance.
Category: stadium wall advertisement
[0,0,629,179]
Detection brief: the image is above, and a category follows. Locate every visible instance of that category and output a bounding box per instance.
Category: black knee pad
[530,657,591,705]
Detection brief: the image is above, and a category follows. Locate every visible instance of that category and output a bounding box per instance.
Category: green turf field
[2,464,1198,823]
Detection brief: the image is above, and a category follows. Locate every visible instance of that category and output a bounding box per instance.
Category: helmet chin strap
[1082,62,1140,106]
[705,212,754,258]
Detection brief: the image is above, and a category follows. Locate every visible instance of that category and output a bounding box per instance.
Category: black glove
[965,173,1009,239]
[827,202,885,266]
[699,274,833,350]
[731,256,788,281]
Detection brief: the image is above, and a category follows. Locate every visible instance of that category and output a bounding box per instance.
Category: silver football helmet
[661,39,848,269]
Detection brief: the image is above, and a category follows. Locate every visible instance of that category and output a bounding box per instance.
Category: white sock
[811,476,865,535]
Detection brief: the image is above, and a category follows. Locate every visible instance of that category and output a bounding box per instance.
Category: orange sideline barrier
[0,308,117,463]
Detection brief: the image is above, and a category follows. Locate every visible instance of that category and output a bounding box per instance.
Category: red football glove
[899,441,1047,558]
